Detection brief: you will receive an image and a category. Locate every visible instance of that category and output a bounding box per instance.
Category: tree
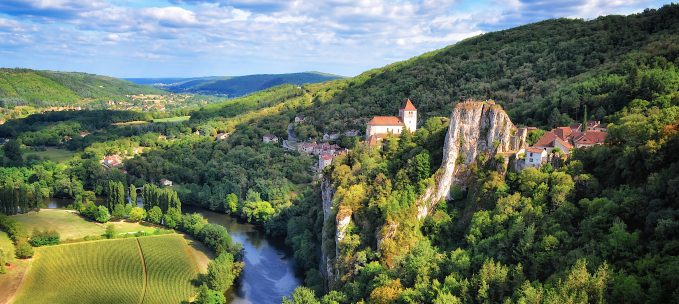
[3,139,22,164]
[163,207,181,228]
[194,284,225,304]
[128,207,146,222]
[147,206,163,224]
[129,184,137,205]
[112,204,127,218]
[282,287,320,304]
[206,252,243,292]
[224,193,238,214]
[95,206,111,223]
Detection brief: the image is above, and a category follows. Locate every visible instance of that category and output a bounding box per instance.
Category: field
[152,116,190,123]
[13,209,168,241]
[24,148,75,163]
[12,234,200,304]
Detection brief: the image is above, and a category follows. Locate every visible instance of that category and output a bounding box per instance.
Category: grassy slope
[12,209,166,241]
[13,235,199,304]
[24,147,76,163]
[0,68,161,105]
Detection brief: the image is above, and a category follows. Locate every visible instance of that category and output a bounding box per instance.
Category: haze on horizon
[0,0,669,78]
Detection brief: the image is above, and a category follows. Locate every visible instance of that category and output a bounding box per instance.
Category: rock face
[320,177,338,286]
[418,101,525,218]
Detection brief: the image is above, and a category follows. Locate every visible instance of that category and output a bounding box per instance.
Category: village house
[318,153,334,171]
[525,147,548,167]
[365,98,417,143]
[160,179,173,187]
[102,155,123,168]
[322,132,340,141]
[263,134,279,143]
[527,120,608,166]
[215,133,229,140]
[294,115,306,123]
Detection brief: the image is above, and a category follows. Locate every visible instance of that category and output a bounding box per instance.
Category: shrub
[95,206,111,223]
[104,224,116,239]
[30,229,60,246]
[15,240,34,258]
[128,207,146,222]
[147,206,162,224]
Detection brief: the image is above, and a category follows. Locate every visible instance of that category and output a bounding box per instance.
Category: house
[79,131,90,137]
[323,132,340,141]
[344,130,360,137]
[294,115,306,123]
[215,133,230,140]
[532,131,573,155]
[365,98,417,143]
[318,153,334,171]
[263,134,279,143]
[160,179,173,187]
[571,130,607,148]
[102,155,123,168]
[525,147,547,167]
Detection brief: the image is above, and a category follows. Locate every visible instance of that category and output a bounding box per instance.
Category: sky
[0,0,670,78]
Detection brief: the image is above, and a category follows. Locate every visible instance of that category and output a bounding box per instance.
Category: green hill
[127,72,342,97]
[0,68,162,107]
[293,5,679,133]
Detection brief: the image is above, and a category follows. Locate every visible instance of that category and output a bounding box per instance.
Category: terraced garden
[12,234,199,304]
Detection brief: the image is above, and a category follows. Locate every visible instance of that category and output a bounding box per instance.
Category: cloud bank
[0,0,667,77]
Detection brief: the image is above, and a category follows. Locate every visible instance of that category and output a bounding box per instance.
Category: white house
[263,134,279,143]
[160,179,173,187]
[525,147,547,167]
[365,99,417,142]
[318,153,334,171]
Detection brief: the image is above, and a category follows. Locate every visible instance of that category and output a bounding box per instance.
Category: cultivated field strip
[12,235,200,304]
[13,238,144,304]
[138,235,199,304]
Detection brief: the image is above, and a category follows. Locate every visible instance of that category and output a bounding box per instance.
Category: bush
[147,206,163,224]
[95,206,111,223]
[104,224,116,239]
[15,240,34,258]
[30,229,60,246]
[195,284,225,304]
[128,207,146,222]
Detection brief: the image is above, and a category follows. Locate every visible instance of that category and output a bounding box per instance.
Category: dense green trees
[205,252,243,293]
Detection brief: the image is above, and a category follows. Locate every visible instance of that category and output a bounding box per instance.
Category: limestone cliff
[418,100,525,218]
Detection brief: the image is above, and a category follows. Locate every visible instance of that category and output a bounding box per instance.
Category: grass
[13,234,199,304]
[152,116,190,123]
[24,147,75,163]
[12,209,168,241]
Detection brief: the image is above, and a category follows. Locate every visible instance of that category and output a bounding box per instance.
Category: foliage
[147,206,163,224]
[29,229,60,246]
[205,252,244,293]
[128,207,147,222]
[194,284,226,304]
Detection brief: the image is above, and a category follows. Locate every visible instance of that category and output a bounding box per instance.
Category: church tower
[399,98,417,131]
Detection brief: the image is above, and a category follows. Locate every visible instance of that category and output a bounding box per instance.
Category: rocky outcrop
[418,101,525,218]
[320,177,336,284]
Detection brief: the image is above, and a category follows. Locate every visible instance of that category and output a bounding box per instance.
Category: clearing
[24,148,75,163]
[152,116,190,123]
[13,209,168,241]
[12,234,199,304]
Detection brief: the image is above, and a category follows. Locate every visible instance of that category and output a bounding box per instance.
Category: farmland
[12,234,200,304]
[23,147,75,163]
[152,115,190,123]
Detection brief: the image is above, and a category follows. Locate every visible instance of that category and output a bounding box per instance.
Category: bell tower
[399,98,417,132]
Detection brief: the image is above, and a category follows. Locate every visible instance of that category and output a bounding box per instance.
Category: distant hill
[127,72,343,97]
[0,68,162,107]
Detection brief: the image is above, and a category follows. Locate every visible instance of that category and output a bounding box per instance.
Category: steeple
[399,98,417,131]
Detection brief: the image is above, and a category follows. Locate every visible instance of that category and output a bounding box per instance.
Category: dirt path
[135,238,148,304]
[1,258,32,304]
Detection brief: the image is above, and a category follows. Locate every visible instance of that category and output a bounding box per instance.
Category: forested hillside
[293,5,679,135]
[0,69,161,107]
[128,72,342,97]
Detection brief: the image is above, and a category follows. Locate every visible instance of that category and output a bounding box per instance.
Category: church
[365,98,417,144]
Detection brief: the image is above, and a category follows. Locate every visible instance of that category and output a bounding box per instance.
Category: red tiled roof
[574,131,607,145]
[534,131,573,149]
[554,127,572,141]
[526,147,545,153]
[367,116,403,126]
[401,98,417,111]
[320,153,334,160]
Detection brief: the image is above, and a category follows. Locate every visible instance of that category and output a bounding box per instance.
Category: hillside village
[282,98,608,175]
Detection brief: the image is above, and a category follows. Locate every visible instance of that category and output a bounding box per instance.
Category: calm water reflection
[185,207,302,304]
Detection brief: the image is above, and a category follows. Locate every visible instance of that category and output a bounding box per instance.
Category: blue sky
[0,0,669,77]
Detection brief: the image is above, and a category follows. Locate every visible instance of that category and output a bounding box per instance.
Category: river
[44,199,302,303]
[175,207,302,303]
